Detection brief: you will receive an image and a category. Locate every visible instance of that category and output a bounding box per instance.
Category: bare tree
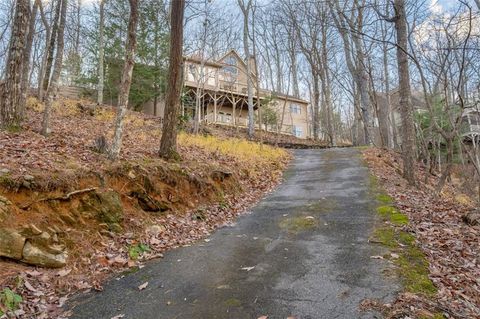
[41,0,67,136]
[108,0,139,160]
[97,0,105,105]
[19,0,39,118]
[159,0,186,159]
[238,0,255,139]
[41,0,62,98]
[0,0,31,129]
[393,0,416,185]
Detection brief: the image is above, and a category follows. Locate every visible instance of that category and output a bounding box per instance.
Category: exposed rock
[59,213,77,225]
[22,241,67,268]
[0,228,26,260]
[23,175,34,181]
[0,168,10,175]
[128,170,136,179]
[20,224,43,237]
[463,211,480,226]
[0,195,12,223]
[130,191,170,213]
[0,225,68,268]
[81,190,124,225]
[211,170,233,182]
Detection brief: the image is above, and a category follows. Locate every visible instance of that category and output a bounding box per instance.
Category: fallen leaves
[363,148,480,318]
[137,282,148,291]
[0,99,291,319]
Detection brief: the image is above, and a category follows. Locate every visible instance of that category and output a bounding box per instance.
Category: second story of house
[184,49,258,95]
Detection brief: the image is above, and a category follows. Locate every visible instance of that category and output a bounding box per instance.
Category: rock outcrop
[80,190,124,232]
[0,225,67,268]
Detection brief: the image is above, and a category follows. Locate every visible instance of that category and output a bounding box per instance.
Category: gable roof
[216,49,247,68]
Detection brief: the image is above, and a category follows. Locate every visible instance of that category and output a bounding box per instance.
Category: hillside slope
[0,98,290,318]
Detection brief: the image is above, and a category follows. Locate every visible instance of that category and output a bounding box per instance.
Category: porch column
[214,93,217,123]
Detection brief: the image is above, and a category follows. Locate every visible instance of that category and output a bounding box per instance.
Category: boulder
[463,211,480,226]
[22,241,67,268]
[0,228,26,260]
[81,190,124,225]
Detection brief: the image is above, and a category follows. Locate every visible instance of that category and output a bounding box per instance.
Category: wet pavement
[70,148,398,319]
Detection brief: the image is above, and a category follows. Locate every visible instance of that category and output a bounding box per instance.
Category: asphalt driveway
[70,148,398,319]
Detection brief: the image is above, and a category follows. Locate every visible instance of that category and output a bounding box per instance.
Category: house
[146,49,311,139]
[374,89,480,145]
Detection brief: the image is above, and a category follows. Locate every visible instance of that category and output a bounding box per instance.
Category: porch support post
[214,93,217,123]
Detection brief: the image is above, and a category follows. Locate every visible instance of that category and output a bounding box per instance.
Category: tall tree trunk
[41,0,67,136]
[0,0,31,129]
[37,0,51,98]
[320,24,334,146]
[381,21,398,149]
[238,0,255,139]
[20,1,39,118]
[159,0,185,159]
[108,0,139,160]
[42,0,62,96]
[97,0,105,104]
[312,70,320,141]
[394,0,416,185]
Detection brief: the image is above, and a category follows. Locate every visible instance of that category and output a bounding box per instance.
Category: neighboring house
[374,89,480,144]
[180,49,310,139]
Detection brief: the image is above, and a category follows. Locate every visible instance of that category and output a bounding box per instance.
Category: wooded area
[1,0,479,195]
[0,0,479,317]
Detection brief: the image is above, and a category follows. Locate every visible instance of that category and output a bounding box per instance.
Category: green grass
[376,205,409,226]
[372,227,397,248]
[376,193,393,204]
[397,246,437,296]
[224,298,241,307]
[279,216,317,233]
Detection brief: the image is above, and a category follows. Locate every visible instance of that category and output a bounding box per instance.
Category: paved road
[70,148,398,319]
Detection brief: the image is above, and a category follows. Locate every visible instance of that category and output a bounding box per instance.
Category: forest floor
[0,98,290,318]
[362,148,479,318]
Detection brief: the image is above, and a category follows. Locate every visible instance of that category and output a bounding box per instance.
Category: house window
[218,111,232,123]
[223,56,238,75]
[292,125,303,137]
[290,103,301,114]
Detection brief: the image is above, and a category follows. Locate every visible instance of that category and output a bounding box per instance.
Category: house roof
[216,49,248,68]
[184,56,223,68]
[263,90,309,105]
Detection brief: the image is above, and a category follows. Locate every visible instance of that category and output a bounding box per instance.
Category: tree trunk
[312,71,320,141]
[0,0,31,129]
[238,0,255,139]
[41,0,67,136]
[36,0,51,98]
[19,1,38,119]
[159,0,185,159]
[394,0,416,185]
[108,0,139,160]
[42,0,62,96]
[97,0,105,104]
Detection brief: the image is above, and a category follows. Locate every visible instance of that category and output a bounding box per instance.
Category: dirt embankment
[0,98,290,318]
